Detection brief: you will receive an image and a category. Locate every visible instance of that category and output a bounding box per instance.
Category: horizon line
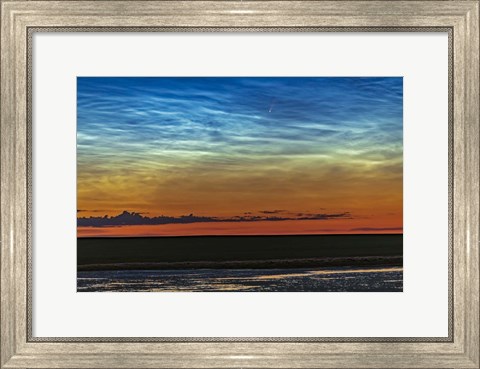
[77,233,403,239]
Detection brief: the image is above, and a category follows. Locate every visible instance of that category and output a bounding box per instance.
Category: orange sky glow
[77,77,403,237]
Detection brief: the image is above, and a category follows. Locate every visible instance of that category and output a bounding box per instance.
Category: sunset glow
[77,77,403,237]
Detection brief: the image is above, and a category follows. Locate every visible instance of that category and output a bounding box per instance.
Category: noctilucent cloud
[77,77,403,237]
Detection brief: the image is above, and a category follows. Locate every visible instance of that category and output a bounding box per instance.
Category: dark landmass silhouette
[77,234,403,271]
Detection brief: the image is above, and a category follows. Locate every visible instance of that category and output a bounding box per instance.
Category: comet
[268,99,276,113]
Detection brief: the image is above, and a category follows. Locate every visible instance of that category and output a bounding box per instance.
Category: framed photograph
[1,1,478,368]
[76,76,404,293]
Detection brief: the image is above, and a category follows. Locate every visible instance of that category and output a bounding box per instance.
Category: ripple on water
[77,267,403,292]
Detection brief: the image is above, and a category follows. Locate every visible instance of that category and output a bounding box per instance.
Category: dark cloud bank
[77,210,352,227]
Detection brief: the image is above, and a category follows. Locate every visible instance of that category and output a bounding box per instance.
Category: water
[77,266,402,292]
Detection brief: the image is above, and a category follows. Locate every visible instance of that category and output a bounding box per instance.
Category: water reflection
[77,267,403,292]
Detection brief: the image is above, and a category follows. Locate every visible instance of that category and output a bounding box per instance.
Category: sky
[77,77,403,237]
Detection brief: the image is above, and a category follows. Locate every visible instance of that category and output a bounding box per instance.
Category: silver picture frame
[1,1,478,368]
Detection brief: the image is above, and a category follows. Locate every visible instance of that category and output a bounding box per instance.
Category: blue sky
[77,77,403,236]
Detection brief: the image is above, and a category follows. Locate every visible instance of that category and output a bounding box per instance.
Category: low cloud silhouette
[259,209,286,214]
[78,210,352,227]
[77,209,111,213]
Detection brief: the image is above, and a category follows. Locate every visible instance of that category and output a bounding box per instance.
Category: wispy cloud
[77,77,403,236]
[77,77,403,171]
